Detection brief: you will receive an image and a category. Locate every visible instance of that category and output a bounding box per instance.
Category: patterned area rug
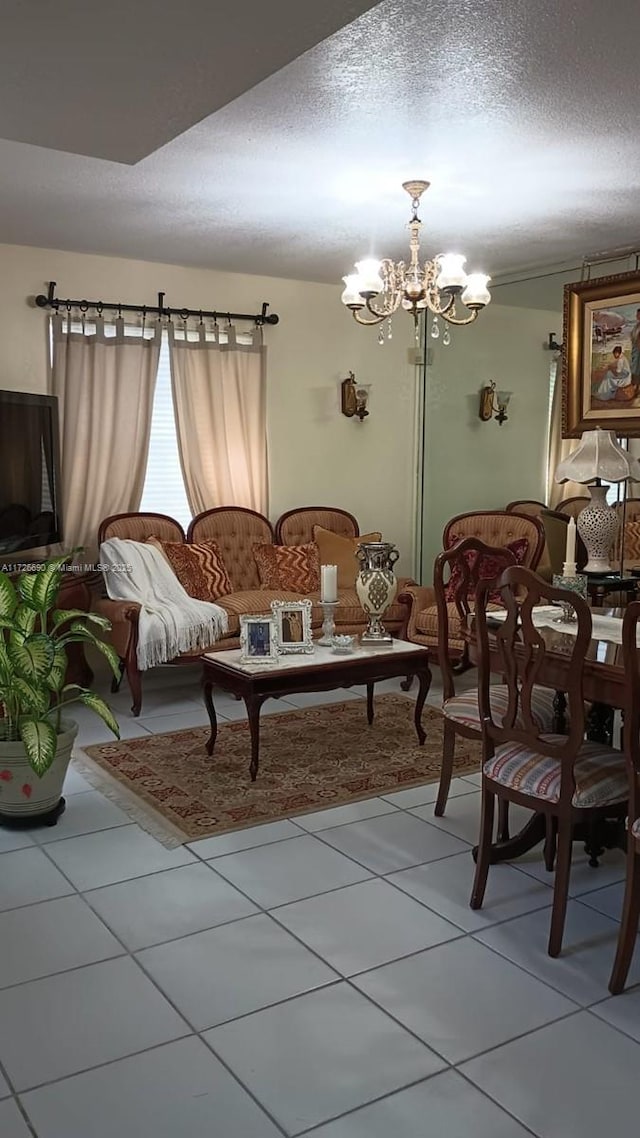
[78,695,482,846]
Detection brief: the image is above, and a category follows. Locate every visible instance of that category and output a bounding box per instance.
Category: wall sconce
[341,371,370,421]
[478,381,512,426]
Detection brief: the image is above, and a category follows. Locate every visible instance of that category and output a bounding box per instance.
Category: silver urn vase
[355,541,399,644]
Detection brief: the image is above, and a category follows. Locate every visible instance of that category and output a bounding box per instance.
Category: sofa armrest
[92,597,141,661]
[397,584,436,640]
[93,597,141,625]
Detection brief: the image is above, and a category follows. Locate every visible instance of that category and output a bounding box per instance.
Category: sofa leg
[124,657,143,717]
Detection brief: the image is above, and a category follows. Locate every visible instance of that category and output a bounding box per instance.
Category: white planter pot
[0,719,78,825]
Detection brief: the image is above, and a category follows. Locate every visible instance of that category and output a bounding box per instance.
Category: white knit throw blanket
[100,538,229,670]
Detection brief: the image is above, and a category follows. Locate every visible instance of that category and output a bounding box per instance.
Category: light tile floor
[1,661,639,1137]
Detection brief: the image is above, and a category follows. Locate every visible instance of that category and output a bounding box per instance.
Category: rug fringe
[71,751,185,849]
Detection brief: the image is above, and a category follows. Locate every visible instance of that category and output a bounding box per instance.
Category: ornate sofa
[94,505,414,715]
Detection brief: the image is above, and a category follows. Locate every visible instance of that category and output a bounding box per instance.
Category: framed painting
[563,270,640,437]
[271,599,313,654]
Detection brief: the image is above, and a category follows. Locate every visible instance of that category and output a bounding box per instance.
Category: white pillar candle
[321,564,338,602]
[565,516,576,567]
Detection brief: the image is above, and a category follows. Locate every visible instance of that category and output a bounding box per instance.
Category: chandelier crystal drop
[340,180,491,339]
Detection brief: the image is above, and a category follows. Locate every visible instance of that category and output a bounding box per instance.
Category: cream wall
[0,243,420,571]
[420,300,558,575]
[419,256,637,578]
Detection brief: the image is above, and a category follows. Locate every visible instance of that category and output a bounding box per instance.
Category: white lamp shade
[555,428,640,484]
[435,253,467,291]
[462,272,492,308]
[354,259,384,295]
[341,275,365,308]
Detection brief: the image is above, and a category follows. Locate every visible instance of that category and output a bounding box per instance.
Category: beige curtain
[547,356,584,506]
[52,315,160,557]
[169,324,267,515]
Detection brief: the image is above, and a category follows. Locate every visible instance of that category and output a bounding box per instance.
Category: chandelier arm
[441,308,479,327]
[352,308,386,327]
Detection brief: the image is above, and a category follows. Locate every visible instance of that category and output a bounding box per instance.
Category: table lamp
[555,428,640,573]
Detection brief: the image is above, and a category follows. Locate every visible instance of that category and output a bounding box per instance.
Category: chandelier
[340,180,491,343]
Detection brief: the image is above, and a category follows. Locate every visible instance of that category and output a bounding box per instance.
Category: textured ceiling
[0,0,380,162]
[1,0,640,284]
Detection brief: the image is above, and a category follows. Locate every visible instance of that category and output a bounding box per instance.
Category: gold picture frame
[563,270,640,437]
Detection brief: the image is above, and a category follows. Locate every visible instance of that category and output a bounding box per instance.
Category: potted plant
[0,554,120,827]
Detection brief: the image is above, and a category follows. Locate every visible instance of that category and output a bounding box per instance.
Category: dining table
[464,605,629,866]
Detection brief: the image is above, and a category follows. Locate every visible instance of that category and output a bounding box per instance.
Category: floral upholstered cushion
[444,684,558,732]
[150,538,232,601]
[484,737,627,808]
[253,542,320,593]
[444,537,529,602]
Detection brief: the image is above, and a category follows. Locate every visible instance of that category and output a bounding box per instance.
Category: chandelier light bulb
[340,181,491,335]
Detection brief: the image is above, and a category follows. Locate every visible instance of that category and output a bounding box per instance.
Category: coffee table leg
[414,665,431,745]
[366,682,375,725]
[203,682,218,756]
[246,695,265,781]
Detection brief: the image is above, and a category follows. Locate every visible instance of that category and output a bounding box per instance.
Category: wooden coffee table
[201,640,432,780]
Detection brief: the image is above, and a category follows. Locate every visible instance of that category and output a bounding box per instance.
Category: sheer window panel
[139,332,193,533]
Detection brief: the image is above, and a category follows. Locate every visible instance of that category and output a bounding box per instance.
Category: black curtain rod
[34,281,280,325]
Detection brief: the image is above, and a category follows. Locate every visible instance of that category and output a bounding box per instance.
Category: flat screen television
[0,390,63,558]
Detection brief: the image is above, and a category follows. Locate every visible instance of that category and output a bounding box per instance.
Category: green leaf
[13,604,37,636]
[67,622,121,678]
[7,634,55,682]
[17,572,39,609]
[75,690,120,738]
[13,676,50,717]
[31,561,64,613]
[19,719,58,777]
[0,638,11,681]
[45,645,68,694]
[0,573,17,619]
[52,609,111,631]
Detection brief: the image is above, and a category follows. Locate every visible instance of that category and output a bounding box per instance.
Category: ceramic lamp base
[577,485,619,574]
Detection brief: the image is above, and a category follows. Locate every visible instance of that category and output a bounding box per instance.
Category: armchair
[401,510,545,665]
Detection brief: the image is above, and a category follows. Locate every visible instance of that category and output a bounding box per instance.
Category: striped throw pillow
[253,542,320,593]
[150,538,232,601]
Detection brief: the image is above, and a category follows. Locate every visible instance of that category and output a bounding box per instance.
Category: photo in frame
[239,614,279,665]
[271,599,313,654]
[563,270,640,437]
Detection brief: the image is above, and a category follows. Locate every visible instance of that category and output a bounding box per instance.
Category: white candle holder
[318,602,338,646]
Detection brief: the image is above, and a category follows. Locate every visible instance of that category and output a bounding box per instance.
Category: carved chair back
[475,565,592,808]
[434,537,517,702]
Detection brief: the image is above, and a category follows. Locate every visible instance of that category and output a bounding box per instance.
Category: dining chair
[472,566,629,957]
[433,537,559,820]
[608,600,640,993]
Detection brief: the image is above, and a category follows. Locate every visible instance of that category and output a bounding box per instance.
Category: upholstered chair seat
[444,684,558,733]
[483,738,627,808]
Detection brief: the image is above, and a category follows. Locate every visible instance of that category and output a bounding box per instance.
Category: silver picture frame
[239,614,279,665]
[271,599,314,654]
